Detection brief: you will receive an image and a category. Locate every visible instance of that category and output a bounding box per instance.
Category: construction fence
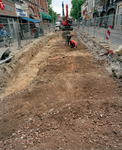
[74,14,122,50]
[0,22,55,62]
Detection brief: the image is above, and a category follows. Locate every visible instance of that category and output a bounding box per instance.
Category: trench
[0,31,121,150]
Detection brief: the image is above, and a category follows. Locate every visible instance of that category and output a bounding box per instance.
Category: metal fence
[75,14,122,50]
[0,22,55,63]
[0,22,55,117]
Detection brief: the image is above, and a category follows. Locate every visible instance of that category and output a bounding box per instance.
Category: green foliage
[49,7,57,23]
[48,0,52,7]
[70,0,85,20]
[48,0,57,23]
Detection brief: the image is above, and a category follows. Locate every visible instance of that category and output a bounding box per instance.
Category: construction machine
[62,4,73,31]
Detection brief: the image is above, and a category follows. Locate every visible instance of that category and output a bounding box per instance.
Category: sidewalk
[0,37,42,62]
[84,25,122,35]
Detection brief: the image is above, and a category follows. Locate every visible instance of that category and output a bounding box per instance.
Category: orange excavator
[62,4,73,31]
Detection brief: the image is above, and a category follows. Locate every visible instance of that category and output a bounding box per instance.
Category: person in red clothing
[69,40,77,48]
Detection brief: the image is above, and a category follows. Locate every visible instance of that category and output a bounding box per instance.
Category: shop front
[0,0,17,42]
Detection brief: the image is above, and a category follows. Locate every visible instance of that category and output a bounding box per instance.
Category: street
[80,26,122,50]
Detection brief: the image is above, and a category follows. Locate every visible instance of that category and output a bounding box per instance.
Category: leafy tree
[47,0,52,7]
[70,0,85,20]
[47,0,57,23]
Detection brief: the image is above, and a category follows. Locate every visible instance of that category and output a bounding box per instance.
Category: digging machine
[62,4,73,31]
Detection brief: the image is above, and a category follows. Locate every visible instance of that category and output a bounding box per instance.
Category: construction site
[0,29,122,150]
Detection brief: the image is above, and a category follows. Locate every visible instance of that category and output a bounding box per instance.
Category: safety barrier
[0,22,55,65]
[77,14,122,50]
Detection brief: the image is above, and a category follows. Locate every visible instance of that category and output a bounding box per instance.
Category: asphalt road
[80,26,122,50]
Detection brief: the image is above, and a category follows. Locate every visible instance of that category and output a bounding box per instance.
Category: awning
[41,12,52,21]
[20,17,41,23]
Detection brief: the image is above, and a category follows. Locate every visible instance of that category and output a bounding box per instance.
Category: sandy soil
[0,31,122,150]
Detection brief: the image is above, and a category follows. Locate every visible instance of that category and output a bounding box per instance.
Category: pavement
[0,36,44,65]
[79,25,122,50]
[0,26,55,63]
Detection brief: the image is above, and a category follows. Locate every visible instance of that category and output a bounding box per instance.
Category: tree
[70,0,85,20]
[47,0,52,7]
[47,0,57,23]
[49,7,57,23]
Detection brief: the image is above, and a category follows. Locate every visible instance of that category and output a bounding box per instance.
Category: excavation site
[0,31,122,150]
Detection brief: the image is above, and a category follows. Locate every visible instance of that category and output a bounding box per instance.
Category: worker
[69,40,77,48]
[65,34,73,46]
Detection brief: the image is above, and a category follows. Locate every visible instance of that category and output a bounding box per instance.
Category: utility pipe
[0,55,15,65]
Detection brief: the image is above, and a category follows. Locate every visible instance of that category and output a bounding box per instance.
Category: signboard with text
[15,3,28,17]
[98,6,103,12]
[0,0,4,10]
[16,9,26,16]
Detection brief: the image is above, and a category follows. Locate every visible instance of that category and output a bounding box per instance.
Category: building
[26,0,50,23]
[114,1,122,30]
[0,0,51,42]
[100,0,122,28]
[88,0,95,18]
[93,0,101,17]
[56,14,62,22]
[81,1,89,19]
[0,0,19,41]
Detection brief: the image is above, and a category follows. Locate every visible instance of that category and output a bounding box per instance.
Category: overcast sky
[52,0,72,16]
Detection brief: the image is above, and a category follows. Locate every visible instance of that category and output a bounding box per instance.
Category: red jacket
[69,40,77,48]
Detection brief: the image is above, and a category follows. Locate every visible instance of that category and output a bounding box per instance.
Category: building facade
[114,1,122,30]
[0,0,51,43]
[93,0,101,17]
[100,0,122,28]
[26,0,49,22]
[81,1,89,19]
[88,0,95,18]
[0,0,18,41]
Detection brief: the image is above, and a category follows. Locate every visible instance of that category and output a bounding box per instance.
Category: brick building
[26,0,49,22]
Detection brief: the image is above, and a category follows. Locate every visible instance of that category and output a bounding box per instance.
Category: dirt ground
[0,31,122,150]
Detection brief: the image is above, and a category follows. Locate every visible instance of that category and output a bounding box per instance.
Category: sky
[52,0,72,16]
